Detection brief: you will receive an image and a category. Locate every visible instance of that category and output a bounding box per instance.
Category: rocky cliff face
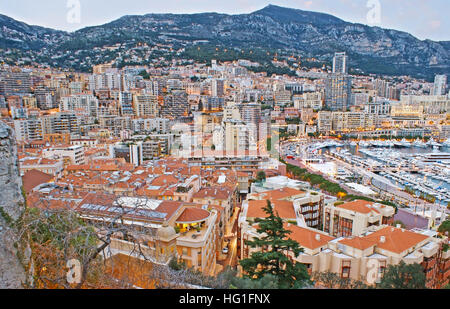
[0,121,26,288]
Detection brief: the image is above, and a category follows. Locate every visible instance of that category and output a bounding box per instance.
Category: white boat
[393,140,403,147]
[400,138,411,148]
[443,138,450,147]
[359,141,370,148]
[413,138,427,148]
[427,138,442,148]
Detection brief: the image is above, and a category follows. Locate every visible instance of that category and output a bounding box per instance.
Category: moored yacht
[400,138,411,148]
[393,140,403,147]
[359,141,370,148]
[443,138,450,147]
[413,138,427,148]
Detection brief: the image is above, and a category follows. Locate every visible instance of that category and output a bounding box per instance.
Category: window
[341,260,351,278]
[378,260,387,281]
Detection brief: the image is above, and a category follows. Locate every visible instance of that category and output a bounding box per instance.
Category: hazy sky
[0,0,448,41]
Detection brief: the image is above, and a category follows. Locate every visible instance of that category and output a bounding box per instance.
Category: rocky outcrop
[0,121,26,288]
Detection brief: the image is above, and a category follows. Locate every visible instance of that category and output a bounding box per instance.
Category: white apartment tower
[432,74,447,96]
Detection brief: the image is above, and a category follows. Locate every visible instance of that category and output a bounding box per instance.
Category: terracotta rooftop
[22,169,54,193]
[193,186,233,200]
[336,200,380,214]
[363,226,429,254]
[338,237,376,251]
[247,200,296,219]
[285,223,335,250]
[256,187,305,201]
[175,207,210,223]
[151,174,179,186]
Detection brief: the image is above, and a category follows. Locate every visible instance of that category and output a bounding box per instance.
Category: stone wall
[0,121,26,288]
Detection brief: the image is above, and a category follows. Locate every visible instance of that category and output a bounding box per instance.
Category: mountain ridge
[0,4,448,79]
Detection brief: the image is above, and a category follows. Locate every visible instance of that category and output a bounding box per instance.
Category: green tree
[256,171,266,182]
[139,70,150,79]
[438,220,450,236]
[377,262,426,289]
[239,200,311,289]
[312,271,368,289]
[231,274,280,289]
[168,256,187,271]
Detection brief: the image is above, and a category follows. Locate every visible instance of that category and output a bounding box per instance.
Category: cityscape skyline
[0,0,449,41]
[0,2,448,292]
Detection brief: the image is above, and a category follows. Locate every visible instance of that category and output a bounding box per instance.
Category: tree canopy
[256,171,266,182]
[438,220,450,236]
[377,261,426,289]
[239,200,311,289]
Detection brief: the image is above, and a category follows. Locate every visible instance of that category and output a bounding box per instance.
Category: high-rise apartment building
[326,52,352,111]
[211,79,224,97]
[333,52,348,74]
[133,94,159,117]
[60,95,99,118]
[432,74,447,96]
[0,71,32,95]
[13,118,43,141]
[325,74,352,111]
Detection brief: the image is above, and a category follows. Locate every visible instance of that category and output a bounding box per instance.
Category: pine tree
[239,200,311,289]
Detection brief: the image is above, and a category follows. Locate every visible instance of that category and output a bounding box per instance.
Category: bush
[438,220,450,235]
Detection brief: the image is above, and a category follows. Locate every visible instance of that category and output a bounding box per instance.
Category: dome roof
[175,207,210,224]
[157,223,176,240]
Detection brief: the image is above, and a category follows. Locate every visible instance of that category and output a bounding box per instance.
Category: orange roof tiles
[339,237,376,250]
[247,200,296,219]
[22,169,54,193]
[255,187,305,201]
[284,223,335,250]
[176,207,210,223]
[363,226,429,254]
[151,174,179,186]
[193,186,233,200]
[336,200,379,214]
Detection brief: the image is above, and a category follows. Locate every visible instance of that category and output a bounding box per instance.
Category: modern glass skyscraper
[326,52,352,111]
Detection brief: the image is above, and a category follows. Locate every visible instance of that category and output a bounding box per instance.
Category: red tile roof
[339,237,376,250]
[363,226,429,254]
[175,207,210,223]
[247,200,296,219]
[336,200,379,214]
[284,223,335,250]
[22,169,54,193]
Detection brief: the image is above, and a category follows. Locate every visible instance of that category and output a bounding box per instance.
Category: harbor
[282,138,450,210]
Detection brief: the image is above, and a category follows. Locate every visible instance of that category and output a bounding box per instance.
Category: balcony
[420,241,438,258]
[175,209,217,248]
